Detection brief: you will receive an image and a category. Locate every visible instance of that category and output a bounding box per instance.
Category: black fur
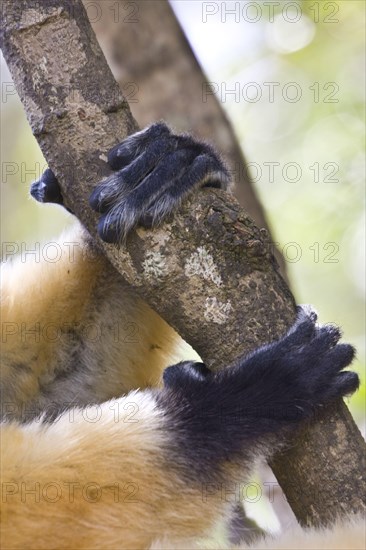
[163,361,211,389]
[158,306,359,477]
[31,122,229,243]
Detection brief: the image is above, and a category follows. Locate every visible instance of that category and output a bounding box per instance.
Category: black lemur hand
[30,122,229,242]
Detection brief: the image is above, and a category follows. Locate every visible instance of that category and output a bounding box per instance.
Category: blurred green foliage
[1,0,364,425]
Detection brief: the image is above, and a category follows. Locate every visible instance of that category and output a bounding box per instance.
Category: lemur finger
[139,153,230,229]
[284,305,317,339]
[324,343,356,372]
[107,122,172,170]
[97,213,122,243]
[281,319,317,349]
[310,325,342,356]
[285,326,345,378]
[30,168,64,205]
[90,138,175,213]
[304,344,357,399]
[332,371,360,396]
[295,304,318,324]
[319,371,360,403]
[97,149,197,241]
[264,306,318,357]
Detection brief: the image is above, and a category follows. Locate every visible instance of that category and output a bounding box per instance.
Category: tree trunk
[1,0,365,527]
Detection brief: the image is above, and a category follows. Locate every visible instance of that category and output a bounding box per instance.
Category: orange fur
[1,392,227,549]
[0,224,195,420]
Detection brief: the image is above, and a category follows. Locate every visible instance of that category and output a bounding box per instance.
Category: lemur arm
[1,308,358,549]
[0,123,225,421]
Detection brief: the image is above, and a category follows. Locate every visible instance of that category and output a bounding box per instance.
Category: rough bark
[1,0,365,527]
[271,400,366,527]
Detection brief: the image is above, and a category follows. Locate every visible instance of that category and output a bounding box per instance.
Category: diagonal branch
[1,0,365,527]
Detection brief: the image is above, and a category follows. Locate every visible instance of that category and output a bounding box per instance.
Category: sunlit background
[1,0,365,432]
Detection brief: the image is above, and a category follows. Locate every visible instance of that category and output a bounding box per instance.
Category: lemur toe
[312,324,342,353]
[332,371,360,397]
[325,343,356,372]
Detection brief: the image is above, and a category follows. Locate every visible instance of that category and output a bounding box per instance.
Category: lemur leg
[1,308,358,549]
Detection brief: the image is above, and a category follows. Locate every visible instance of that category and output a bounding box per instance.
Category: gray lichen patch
[142,251,169,283]
[184,246,223,287]
[204,296,232,325]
